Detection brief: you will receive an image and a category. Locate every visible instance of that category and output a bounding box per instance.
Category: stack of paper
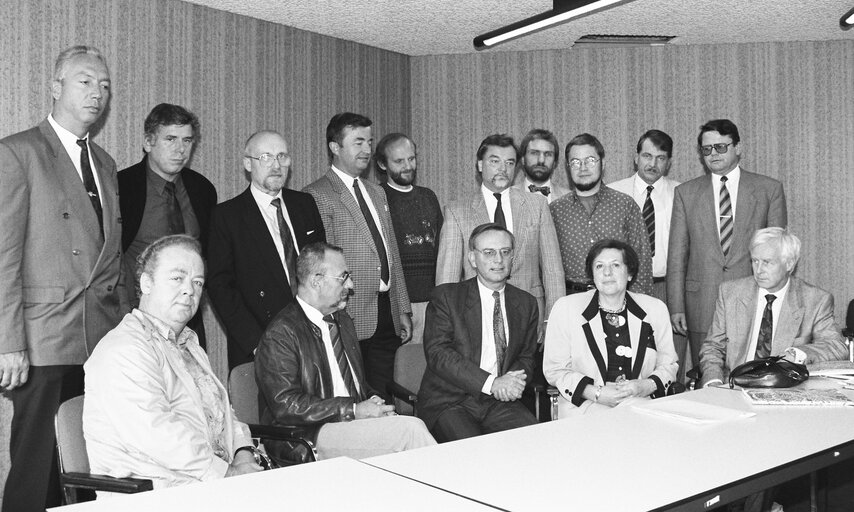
[631,399,756,425]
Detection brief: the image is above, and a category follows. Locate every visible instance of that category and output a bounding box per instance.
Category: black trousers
[359,292,400,403]
[3,365,85,512]
[431,394,537,443]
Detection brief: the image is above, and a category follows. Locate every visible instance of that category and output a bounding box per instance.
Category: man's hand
[671,313,688,336]
[355,395,395,419]
[399,313,413,343]
[0,350,30,391]
[491,370,526,402]
[225,449,263,478]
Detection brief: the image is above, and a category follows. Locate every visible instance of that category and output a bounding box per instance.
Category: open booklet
[742,388,854,406]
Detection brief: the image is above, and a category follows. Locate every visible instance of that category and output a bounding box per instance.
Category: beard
[390,169,415,186]
[524,164,553,183]
[572,176,601,192]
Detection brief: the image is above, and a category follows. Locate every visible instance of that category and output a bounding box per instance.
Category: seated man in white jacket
[83,235,262,488]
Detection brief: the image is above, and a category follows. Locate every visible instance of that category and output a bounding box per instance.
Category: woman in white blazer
[544,239,678,418]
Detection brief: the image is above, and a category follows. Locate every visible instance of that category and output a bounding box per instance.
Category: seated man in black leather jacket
[255,242,435,463]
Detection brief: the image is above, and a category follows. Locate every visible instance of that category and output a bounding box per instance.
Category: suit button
[62,213,70,219]
[723,266,728,271]
[107,285,113,292]
[259,291,265,297]
[116,251,121,258]
[72,249,80,256]
[117,217,122,224]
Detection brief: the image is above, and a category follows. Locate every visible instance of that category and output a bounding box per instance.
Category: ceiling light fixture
[841,6,854,30]
[474,0,638,50]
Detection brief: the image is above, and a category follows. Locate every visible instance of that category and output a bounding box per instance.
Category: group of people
[0,44,848,512]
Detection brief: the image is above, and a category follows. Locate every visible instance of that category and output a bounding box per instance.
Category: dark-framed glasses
[700,143,733,156]
[318,271,352,283]
[568,156,600,169]
[246,152,291,166]
[474,248,513,259]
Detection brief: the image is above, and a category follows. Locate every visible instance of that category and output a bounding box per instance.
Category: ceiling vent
[572,34,676,48]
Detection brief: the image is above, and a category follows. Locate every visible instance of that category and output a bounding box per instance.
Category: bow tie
[528,184,551,196]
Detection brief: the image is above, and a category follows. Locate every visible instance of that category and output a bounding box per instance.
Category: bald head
[242,130,292,196]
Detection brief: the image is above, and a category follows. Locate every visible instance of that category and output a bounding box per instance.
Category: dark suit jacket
[207,187,325,368]
[118,155,217,253]
[0,119,126,365]
[417,278,538,429]
[255,301,375,461]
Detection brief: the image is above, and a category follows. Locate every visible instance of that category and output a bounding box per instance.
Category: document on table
[631,398,755,425]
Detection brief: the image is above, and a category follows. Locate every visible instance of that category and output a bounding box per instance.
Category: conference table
[365,385,854,511]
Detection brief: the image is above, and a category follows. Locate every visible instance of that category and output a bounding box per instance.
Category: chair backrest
[393,343,427,416]
[228,362,259,424]
[55,395,89,474]
[847,299,854,333]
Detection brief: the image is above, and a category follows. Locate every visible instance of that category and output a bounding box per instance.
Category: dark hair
[468,223,516,251]
[135,235,202,299]
[636,129,673,158]
[326,112,372,162]
[475,134,518,166]
[144,103,200,139]
[519,129,559,165]
[584,239,639,288]
[296,242,345,287]
[697,119,740,147]
[565,133,605,162]
[375,133,415,169]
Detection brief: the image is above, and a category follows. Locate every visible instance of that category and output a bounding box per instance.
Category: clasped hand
[355,395,396,419]
[596,379,653,407]
[491,370,526,402]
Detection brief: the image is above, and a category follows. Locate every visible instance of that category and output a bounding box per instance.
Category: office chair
[55,395,153,504]
[227,362,318,464]
[386,343,426,416]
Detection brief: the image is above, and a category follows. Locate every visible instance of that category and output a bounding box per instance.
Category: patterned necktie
[493,290,507,374]
[353,179,390,283]
[324,314,359,398]
[164,181,185,234]
[493,193,506,228]
[76,138,103,237]
[270,198,299,294]
[528,184,551,197]
[719,176,733,256]
[754,294,776,359]
[642,185,655,257]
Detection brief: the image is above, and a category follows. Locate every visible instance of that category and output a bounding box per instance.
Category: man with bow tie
[513,128,570,203]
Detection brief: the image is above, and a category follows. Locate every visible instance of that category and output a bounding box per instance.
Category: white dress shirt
[713,166,741,240]
[477,278,509,394]
[249,185,300,285]
[743,279,791,365]
[47,113,104,200]
[296,296,361,398]
[481,185,514,233]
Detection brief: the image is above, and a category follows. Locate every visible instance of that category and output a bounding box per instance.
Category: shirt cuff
[482,374,496,395]
[784,347,807,364]
[704,379,724,388]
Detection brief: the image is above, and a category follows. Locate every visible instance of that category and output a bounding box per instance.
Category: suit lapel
[363,181,393,244]
[90,146,118,246]
[773,279,803,355]
[731,171,757,262]
[327,170,378,259]
[625,295,649,379]
[464,280,483,365]
[698,176,725,261]
[335,310,368,400]
[734,283,759,364]
[238,189,290,290]
[581,292,607,383]
[503,285,525,374]
[508,190,526,278]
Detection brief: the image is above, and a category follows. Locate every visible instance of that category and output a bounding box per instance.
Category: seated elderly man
[700,227,847,387]
[84,235,262,488]
[255,242,435,463]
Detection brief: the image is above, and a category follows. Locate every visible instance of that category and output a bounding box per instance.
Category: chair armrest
[246,423,318,463]
[61,472,153,494]
[386,381,418,405]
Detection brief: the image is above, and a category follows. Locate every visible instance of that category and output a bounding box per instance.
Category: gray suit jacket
[699,276,847,386]
[0,119,125,365]
[667,169,787,336]
[435,187,565,320]
[303,170,410,340]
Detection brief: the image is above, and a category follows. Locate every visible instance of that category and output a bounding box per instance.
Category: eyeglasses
[473,248,513,259]
[568,156,600,169]
[318,271,352,283]
[700,143,733,156]
[485,157,516,169]
[246,152,292,166]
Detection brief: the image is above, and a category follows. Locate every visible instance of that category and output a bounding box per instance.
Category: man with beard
[550,133,653,295]
[436,134,563,332]
[207,130,326,369]
[377,133,443,344]
[513,128,569,203]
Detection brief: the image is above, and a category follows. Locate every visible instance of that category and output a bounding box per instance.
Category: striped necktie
[719,176,733,256]
[642,185,655,257]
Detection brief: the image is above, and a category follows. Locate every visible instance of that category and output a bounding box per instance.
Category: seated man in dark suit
[700,227,847,387]
[419,223,538,442]
[255,242,435,463]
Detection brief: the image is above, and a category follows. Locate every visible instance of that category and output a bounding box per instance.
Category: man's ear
[467,250,478,271]
[139,273,153,295]
[143,134,155,154]
[328,141,340,158]
[51,80,62,101]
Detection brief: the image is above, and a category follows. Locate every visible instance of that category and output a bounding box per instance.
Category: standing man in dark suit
[0,45,127,512]
[304,113,412,401]
[119,103,216,348]
[668,119,787,370]
[207,130,325,369]
[419,223,538,442]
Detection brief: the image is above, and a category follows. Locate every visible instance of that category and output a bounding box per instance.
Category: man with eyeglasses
[668,119,787,373]
[550,133,653,296]
[119,104,217,349]
[255,242,435,463]
[420,223,538,442]
[512,128,570,203]
[207,130,326,369]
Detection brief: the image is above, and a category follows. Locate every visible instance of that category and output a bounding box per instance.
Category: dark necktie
[324,314,359,398]
[642,185,655,257]
[76,138,103,236]
[163,181,185,235]
[493,290,507,374]
[754,294,777,359]
[719,176,733,257]
[353,179,389,284]
[528,184,551,197]
[271,198,299,294]
[493,193,506,228]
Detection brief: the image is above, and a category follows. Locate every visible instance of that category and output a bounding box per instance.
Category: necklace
[599,298,627,328]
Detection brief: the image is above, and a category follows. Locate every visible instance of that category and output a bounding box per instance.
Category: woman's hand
[584,382,631,407]
[615,378,656,398]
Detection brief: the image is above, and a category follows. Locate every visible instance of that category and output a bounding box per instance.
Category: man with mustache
[207,130,326,369]
[119,103,217,349]
[513,128,570,203]
[255,242,435,462]
[550,133,653,295]
[0,45,127,512]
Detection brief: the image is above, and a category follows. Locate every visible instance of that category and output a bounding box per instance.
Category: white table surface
[364,386,854,512]
[50,456,498,511]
